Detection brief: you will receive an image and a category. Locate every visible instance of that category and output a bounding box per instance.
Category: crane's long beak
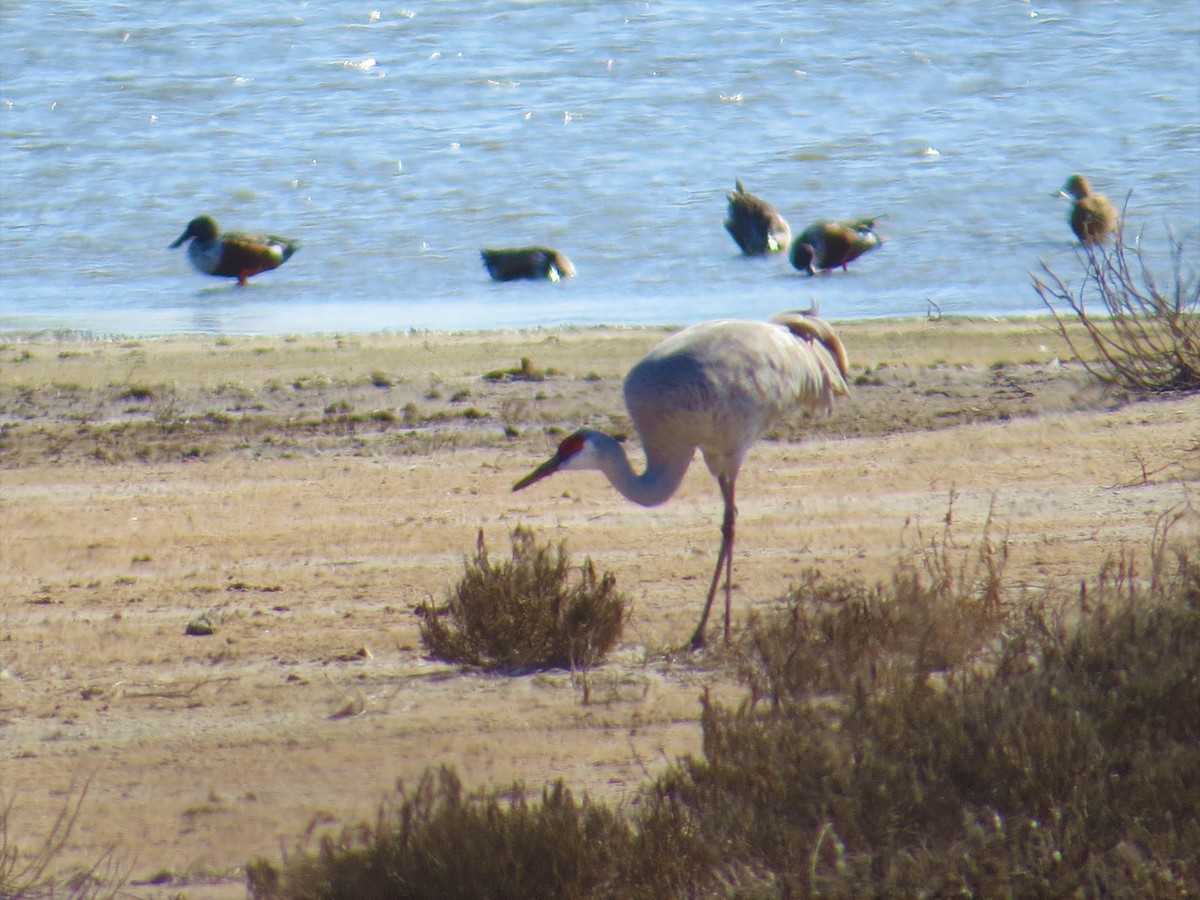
[512,453,562,491]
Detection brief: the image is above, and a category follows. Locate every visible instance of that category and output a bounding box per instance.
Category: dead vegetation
[734,494,1008,708]
[247,504,1200,899]
[1034,228,1200,393]
[416,527,628,672]
[0,779,128,900]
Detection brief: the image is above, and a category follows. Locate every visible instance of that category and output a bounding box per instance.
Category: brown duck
[1060,174,1120,244]
[724,180,791,256]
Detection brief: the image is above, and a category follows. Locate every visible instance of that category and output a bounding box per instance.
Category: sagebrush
[416,526,627,672]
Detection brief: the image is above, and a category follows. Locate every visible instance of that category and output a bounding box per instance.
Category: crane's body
[513,310,849,649]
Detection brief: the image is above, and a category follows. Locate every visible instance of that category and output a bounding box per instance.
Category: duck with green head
[170,215,298,285]
[788,219,881,275]
[1060,174,1119,245]
[724,180,791,256]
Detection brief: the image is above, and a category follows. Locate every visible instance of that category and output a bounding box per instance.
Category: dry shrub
[1033,226,1200,393]
[735,497,1007,708]
[246,767,637,900]
[248,510,1199,898]
[416,526,627,672]
[0,779,127,900]
[657,502,1200,896]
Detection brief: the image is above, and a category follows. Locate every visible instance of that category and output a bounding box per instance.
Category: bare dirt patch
[1,318,1197,897]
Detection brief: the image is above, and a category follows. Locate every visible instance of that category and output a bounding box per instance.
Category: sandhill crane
[1059,174,1119,245]
[481,247,576,282]
[724,180,792,256]
[789,219,881,274]
[170,215,298,286]
[513,309,850,649]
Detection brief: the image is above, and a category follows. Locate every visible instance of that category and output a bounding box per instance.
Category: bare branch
[1032,224,1200,393]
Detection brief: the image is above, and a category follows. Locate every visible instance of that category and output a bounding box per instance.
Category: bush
[657,504,1200,896]
[246,774,715,900]
[1033,227,1200,393]
[735,500,1007,708]
[416,527,628,672]
[250,510,1200,898]
[247,768,638,900]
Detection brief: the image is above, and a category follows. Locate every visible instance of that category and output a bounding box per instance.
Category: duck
[170,215,298,285]
[481,247,576,282]
[724,180,791,256]
[788,219,881,274]
[1060,174,1120,245]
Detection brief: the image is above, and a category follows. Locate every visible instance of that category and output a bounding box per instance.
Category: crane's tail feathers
[770,311,851,383]
[772,302,821,320]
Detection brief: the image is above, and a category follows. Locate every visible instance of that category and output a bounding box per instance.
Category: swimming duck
[170,215,298,285]
[788,219,881,274]
[724,180,791,256]
[1060,174,1120,245]
[481,247,576,282]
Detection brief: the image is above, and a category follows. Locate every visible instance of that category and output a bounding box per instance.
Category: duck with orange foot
[170,215,298,285]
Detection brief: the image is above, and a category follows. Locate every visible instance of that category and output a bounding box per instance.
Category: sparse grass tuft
[416,527,628,672]
[117,385,156,402]
[483,357,559,382]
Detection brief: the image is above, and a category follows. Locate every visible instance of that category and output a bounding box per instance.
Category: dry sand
[1,318,1197,897]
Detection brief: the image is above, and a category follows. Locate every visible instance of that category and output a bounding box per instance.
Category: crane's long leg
[719,535,734,642]
[689,475,737,650]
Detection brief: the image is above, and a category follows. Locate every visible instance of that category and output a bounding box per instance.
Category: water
[2,0,1198,336]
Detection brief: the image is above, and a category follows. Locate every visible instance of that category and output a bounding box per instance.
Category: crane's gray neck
[588,430,692,507]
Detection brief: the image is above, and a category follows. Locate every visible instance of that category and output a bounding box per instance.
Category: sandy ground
[1,318,1197,897]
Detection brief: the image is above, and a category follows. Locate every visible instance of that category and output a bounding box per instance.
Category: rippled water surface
[2,1,1197,335]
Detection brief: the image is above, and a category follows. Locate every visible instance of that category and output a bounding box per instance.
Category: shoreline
[0,311,1060,343]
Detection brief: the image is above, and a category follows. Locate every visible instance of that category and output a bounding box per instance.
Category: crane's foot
[687,631,707,652]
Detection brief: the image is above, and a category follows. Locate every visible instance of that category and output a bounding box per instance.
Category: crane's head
[512,430,601,491]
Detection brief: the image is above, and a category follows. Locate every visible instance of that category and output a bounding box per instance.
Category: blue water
[2,1,1198,336]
